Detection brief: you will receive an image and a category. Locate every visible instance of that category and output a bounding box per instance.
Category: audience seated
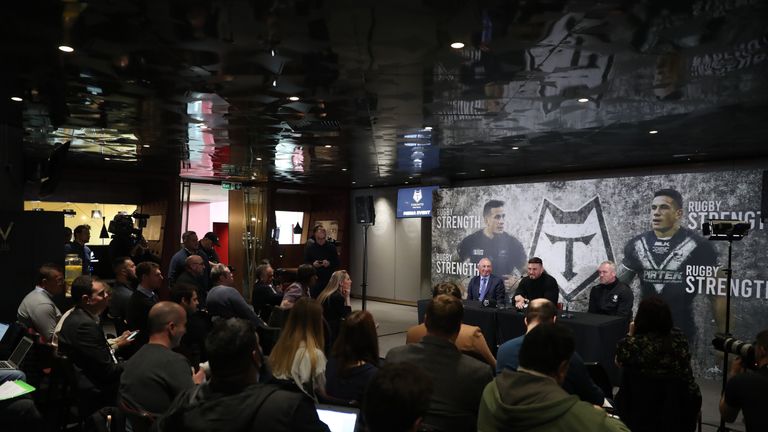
[479,323,629,431]
[153,318,330,432]
[17,263,64,344]
[615,297,701,432]
[496,298,605,405]
[251,264,283,322]
[387,294,493,432]
[406,281,496,369]
[58,276,125,403]
[316,270,352,344]
[363,362,433,432]
[207,264,267,327]
[170,283,209,368]
[280,264,316,310]
[270,298,327,401]
[326,310,379,403]
[174,255,208,306]
[108,257,137,335]
[126,262,163,350]
[119,302,204,418]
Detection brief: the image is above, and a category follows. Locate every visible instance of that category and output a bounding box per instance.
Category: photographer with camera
[720,329,768,432]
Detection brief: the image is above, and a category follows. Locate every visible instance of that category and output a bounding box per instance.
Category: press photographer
[719,329,768,432]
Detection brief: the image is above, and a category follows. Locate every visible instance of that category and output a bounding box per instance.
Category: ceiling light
[480,169,486,172]
[342,168,347,171]
[289,96,300,101]
[142,145,150,148]
[256,157,262,161]
[103,157,111,161]
[649,130,659,134]
[450,42,465,49]
[577,98,589,103]
[91,210,102,219]
[424,126,432,131]
[10,96,23,102]
[324,145,332,148]
[369,185,373,187]
[63,209,76,217]
[271,49,276,57]
[58,45,74,53]
[512,146,519,150]
[352,181,356,184]
[272,79,277,87]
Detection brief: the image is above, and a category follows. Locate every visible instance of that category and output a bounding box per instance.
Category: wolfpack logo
[413,189,423,203]
[530,197,614,301]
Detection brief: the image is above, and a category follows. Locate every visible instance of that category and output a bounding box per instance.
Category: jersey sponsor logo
[530,197,614,301]
[634,235,697,293]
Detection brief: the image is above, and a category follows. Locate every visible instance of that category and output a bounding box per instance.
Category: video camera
[108,212,149,238]
[712,333,756,369]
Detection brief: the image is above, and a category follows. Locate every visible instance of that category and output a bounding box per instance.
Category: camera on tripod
[712,333,756,369]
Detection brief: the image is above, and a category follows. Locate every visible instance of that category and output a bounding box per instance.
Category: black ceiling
[4,0,768,190]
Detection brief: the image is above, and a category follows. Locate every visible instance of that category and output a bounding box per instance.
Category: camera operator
[720,329,768,432]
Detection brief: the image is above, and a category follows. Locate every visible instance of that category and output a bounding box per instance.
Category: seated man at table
[496,298,605,405]
[406,281,496,368]
[479,323,629,432]
[466,258,506,306]
[588,261,634,318]
[387,295,493,432]
[514,257,560,308]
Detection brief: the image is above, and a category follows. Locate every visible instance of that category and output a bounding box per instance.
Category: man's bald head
[185,255,205,276]
[526,298,556,326]
[148,302,186,334]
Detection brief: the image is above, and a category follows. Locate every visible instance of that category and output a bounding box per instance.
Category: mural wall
[431,169,768,376]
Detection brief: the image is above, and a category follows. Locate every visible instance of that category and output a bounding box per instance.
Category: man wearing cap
[199,232,221,265]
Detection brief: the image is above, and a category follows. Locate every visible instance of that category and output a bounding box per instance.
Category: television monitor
[396,186,438,218]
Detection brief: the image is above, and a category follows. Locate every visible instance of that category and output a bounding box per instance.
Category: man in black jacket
[153,318,330,432]
[59,276,125,401]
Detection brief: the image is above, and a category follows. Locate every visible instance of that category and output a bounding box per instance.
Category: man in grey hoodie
[478,323,629,432]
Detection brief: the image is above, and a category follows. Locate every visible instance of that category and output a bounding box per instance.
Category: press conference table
[416,299,629,384]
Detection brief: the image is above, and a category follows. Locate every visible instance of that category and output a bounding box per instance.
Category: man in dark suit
[127,262,163,350]
[175,255,208,306]
[58,275,126,401]
[386,295,493,432]
[466,257,506,305]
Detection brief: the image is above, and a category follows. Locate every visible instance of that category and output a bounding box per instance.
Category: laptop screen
[0,323,8,343]
[316,404,359,432]
[9,337,33,366]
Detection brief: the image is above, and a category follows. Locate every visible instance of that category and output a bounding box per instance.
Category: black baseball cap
[204,232,220,246]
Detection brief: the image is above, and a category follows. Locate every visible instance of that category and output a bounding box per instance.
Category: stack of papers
[0,380,35,400]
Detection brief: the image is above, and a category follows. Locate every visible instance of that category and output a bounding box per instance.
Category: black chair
[615,367,701,432]
[584,361,614,400]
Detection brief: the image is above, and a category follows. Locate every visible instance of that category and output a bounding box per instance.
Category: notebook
[0,336,34,370]
[316,404,359,432]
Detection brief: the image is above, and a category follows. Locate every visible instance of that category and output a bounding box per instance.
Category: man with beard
[458,200,527,279]
[109,257,137,335]
[618,189,719,344]
[304,225,339,298]
[119,302,205,416]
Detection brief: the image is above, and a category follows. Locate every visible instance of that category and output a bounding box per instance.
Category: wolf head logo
[529,197,614,301]
[413,189,423,203]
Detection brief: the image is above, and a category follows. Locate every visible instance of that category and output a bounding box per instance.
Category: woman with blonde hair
[270,297,327,400]
[406,281,496,369]
[316,270,352,343]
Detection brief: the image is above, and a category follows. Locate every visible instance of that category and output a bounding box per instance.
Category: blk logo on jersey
[530,197,614,301]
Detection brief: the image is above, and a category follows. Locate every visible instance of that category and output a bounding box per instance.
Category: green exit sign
[221,182,242,190]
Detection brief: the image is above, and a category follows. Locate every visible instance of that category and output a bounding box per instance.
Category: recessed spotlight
[450,42,465,49]
[10,96,23,102]
[352,181,356,184]
[480,168,486,172]
[342,168,347,171]
[104,157,111,161]
[324,145,332,148]
[369,184,373,187]
[272,80,277,87]
[408,176,413,179]
[457,172,467,175]
[424,126,432,131]
[270,49,276,57]
[404,181,409,184]
[142,145,150,148]
[256,157,262,161]
[649,130,659,134]
[577,98,589,103]
[58,45,74,53]
[512,146,519,150]
[289,96,300,101]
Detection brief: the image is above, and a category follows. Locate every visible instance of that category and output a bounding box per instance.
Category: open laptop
[0,323,9,343]
[0,336,34,370]
[316,404,360,432]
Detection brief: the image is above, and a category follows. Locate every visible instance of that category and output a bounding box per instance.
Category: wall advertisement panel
[431,169,768,376]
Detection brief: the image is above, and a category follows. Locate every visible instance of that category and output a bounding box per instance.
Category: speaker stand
[361,223,371,311]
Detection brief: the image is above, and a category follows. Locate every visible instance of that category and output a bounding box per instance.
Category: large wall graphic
[431,169,768,376]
